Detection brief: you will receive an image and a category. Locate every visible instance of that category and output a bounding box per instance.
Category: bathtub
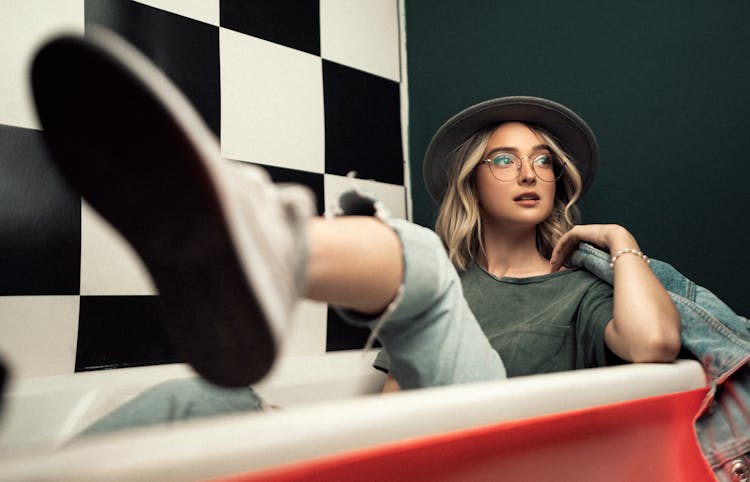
[0,356,711,481]
[0,350,385,453]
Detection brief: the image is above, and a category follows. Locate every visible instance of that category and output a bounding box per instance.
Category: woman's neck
[479,220,550,279]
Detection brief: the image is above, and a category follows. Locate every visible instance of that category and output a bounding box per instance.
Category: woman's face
[475,122,557,229]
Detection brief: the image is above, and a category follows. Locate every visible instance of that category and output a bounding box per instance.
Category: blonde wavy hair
[435,123,584,271]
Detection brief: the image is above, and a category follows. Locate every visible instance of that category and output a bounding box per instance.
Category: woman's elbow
[633,326,682,363]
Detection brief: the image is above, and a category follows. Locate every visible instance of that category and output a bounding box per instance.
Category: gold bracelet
[609,248,649,269]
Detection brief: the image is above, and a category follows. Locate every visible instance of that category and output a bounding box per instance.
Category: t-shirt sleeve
[373,349,391,373]
[576,279,616,368]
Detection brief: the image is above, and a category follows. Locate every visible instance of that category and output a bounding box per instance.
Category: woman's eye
[534,155,552,168]
[491,155,514,166]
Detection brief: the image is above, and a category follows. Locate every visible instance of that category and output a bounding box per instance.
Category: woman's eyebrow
[484,144,551,156]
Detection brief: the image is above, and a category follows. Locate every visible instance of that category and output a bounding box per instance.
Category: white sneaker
[31,28,315,387]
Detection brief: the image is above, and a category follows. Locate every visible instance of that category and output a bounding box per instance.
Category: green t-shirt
[460,263,615,377]
[374,263,616,378]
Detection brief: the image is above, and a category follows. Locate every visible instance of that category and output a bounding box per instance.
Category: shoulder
[549,270,613,310]
[554,269,613,305]
[567,268,612,290]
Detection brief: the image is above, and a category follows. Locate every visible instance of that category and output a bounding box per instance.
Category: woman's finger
[550,230,580,271]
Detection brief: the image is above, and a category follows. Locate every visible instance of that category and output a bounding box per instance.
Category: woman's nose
[518,158,536,184]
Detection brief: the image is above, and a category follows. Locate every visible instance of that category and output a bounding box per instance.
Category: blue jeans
[78,378,263,437]
[335,218,506,389]
[330,188,506,389]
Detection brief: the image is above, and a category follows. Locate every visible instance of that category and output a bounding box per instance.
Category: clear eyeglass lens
[488,152,561,182]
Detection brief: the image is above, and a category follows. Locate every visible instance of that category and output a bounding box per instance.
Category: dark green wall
[406,1,750,315]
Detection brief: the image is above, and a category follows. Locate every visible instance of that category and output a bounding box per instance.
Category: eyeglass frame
[477,149,567,183]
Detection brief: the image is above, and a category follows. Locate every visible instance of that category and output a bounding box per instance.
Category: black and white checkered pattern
[0,0,406,377]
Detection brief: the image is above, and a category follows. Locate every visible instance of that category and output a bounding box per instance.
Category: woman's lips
[513,192,540,206]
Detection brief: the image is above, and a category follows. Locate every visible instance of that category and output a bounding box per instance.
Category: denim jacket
[571,243,750,482]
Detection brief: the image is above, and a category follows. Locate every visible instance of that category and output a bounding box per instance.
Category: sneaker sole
[31,30,276,387]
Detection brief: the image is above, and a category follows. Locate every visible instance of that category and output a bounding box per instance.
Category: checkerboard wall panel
[220,0,320,56]
[0,0,405,378]
[0,125,81,296]
[323,59,403,184]
[220,27,325,173]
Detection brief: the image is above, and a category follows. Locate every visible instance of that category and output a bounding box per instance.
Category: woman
[374,99,681,390]
[31,30,680,429]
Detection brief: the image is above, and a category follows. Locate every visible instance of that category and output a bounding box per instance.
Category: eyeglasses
[479,151,566,182]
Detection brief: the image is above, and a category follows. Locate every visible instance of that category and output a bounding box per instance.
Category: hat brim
[423,96,598,204]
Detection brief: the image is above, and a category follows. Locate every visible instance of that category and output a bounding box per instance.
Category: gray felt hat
[423,96,598,204]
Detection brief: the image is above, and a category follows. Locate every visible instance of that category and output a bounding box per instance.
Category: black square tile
[220,0,320,56]
[85,0,221,136]
[0,125,81,295]
[253,163,325,215]
[326,306,381,351]
[323,60,403,185]
[75,295,178,371]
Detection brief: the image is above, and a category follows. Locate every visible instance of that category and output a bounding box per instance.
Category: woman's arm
[550,225,681,363]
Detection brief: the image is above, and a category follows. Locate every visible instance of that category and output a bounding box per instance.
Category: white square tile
[324,174,407,219]
[220,28,325,173]
[133,0,220,25]
[280,299,328,357]
[0,0,85,129]
[80,201,156,296]
[320,0,400,82]
[0,296,79,378]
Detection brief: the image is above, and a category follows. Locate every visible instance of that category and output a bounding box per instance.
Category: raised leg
[305,216,403,315]
[31,29,505,393]
[304,211,507,390]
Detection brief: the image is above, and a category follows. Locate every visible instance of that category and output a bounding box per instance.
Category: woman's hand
[549,224,637,272]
